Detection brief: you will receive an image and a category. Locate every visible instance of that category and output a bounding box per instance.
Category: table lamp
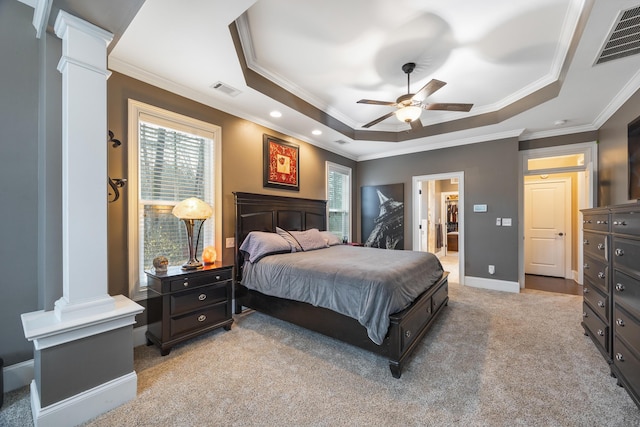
[172,197,213,270]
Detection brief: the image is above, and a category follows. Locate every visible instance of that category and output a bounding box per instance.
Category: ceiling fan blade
[412,79,446,102]
[357,99,397,106]
[362,111,396,128]
[423,103,473,112]
[410,119,423,131]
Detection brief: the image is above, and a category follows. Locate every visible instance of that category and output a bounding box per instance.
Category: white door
[524,180,567,277]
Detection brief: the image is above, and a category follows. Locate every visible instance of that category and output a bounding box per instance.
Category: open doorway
[412,172,464,285]
[519,142,597,292]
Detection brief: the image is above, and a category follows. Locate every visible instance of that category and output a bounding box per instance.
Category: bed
[234,192,449,378]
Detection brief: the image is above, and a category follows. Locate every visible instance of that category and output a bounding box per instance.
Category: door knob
[557,232,564,236]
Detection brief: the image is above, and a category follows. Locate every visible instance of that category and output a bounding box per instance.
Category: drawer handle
[582,311,588,318]
[583,287,589,294]
[597,243,605,250]
[583,263,589,270]
[583,239,589,245]
[616,353,624,362]
[597,329,604,337]
[183,279,189,287]
[427,307,432,314]
[616,318,625,327]
[615,248,624,257]
[584,220,592,224]
[198,314,207,322]
[597,300,605,308]
[616,283,625,292]
[405,330,412,338]
[613,220,627,226]
[596,220,607,225]
[597,271,605,280]
[198,293,207,301]
[215,275,221,280]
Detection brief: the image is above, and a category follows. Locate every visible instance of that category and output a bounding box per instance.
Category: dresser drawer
[583,213,609,232]
[611,211,640,236]
[169,268,232,292]
[613,269,640,315]
[613,336,640,398]
[170,283,229,316]
[614,304,640,357]
[582,303,608,352]
[583,231,608,262]
[170,302,230,337]
[612,237,640,278]
[584,283,608,321]
[583,255,608,293]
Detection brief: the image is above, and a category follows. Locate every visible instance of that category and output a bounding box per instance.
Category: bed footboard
[235,272,448,378]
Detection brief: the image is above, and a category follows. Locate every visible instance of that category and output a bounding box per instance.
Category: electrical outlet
[225,237,235,248]
[488,265,495,275]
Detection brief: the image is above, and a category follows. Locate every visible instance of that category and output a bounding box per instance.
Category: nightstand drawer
[170,302,230,337]
[169,268,232,292]
[170,283,229,316]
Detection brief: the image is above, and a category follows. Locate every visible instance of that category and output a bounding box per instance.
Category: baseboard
[133,325,148,347]
[30,371,137,427]
[3,359,34,393]
[572,269,583,285]
[464,276,520,293]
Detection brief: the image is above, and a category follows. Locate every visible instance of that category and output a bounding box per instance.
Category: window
[326,162,352,241]
[128,100,221,300]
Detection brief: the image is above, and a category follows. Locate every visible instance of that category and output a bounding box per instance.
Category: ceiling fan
[357,62,473,130]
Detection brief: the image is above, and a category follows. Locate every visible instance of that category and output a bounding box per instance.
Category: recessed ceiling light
[270,111,282,118]
[312,129,322,136]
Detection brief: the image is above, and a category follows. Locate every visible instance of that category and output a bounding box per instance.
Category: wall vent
[210,81,242,97]
[595,6,640,65]
[334,139,349,145]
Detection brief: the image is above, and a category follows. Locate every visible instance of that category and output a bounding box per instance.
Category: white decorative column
[22,10,143,427]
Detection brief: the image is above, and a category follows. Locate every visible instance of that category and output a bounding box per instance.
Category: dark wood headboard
[234,192,327,280]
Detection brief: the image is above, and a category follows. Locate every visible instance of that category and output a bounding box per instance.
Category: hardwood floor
[524,274,582,296]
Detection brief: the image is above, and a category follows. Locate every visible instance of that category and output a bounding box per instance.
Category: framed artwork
[361,183,404,249]
[263,134,299,191]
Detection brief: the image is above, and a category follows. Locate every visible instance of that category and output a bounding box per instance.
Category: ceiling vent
[210,81,242,97]
[595,6,640,65]
[334,139,349,145]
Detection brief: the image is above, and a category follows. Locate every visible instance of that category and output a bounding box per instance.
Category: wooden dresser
[582,204,640,409]
[146,264,234,355]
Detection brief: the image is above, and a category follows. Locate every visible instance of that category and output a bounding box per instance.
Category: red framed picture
[263,134,299,191]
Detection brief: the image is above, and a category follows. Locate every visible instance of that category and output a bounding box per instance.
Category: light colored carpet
[2,282,639,426]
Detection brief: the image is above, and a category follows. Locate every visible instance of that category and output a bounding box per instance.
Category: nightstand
[145,264,234,355]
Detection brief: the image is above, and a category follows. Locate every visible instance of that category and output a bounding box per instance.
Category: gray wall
[357,138,520,282]
[0,0,42,366]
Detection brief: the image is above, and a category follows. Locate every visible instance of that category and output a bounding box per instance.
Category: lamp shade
[172,197,212,220]
[395,105,422,123]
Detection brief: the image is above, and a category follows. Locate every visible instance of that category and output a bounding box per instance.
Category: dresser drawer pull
[614,248,624,257]
[583,263,589,269]
[613,220,627,226]
[615,283,625,292]
[597,300,605,308]
[183,279,189,287]
[616,318,625,327]
[198,314,207,322]
[583,220,592,224]
[583,287,589,294]
[597,271,605,279]
[596,220,608,225]
[405,330,412,338]
[597,243,605,250]
[582,311,588,318]
[215,275,221,280]
[597,329,604,337]
[198,293,207,301]
[616,353,624,362]
[583,239,589,245]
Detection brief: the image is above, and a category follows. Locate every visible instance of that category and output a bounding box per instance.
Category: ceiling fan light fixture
[396,105,422,123]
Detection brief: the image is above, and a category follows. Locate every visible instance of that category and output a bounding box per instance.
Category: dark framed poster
[361,183,404,249]
[263,134,299,191]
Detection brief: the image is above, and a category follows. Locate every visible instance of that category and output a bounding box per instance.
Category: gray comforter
[241,245,444,345]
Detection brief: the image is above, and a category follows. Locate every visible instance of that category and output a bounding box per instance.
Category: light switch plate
[496,218,502,226]
[225,237,235,248]
[502,218,512,226]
